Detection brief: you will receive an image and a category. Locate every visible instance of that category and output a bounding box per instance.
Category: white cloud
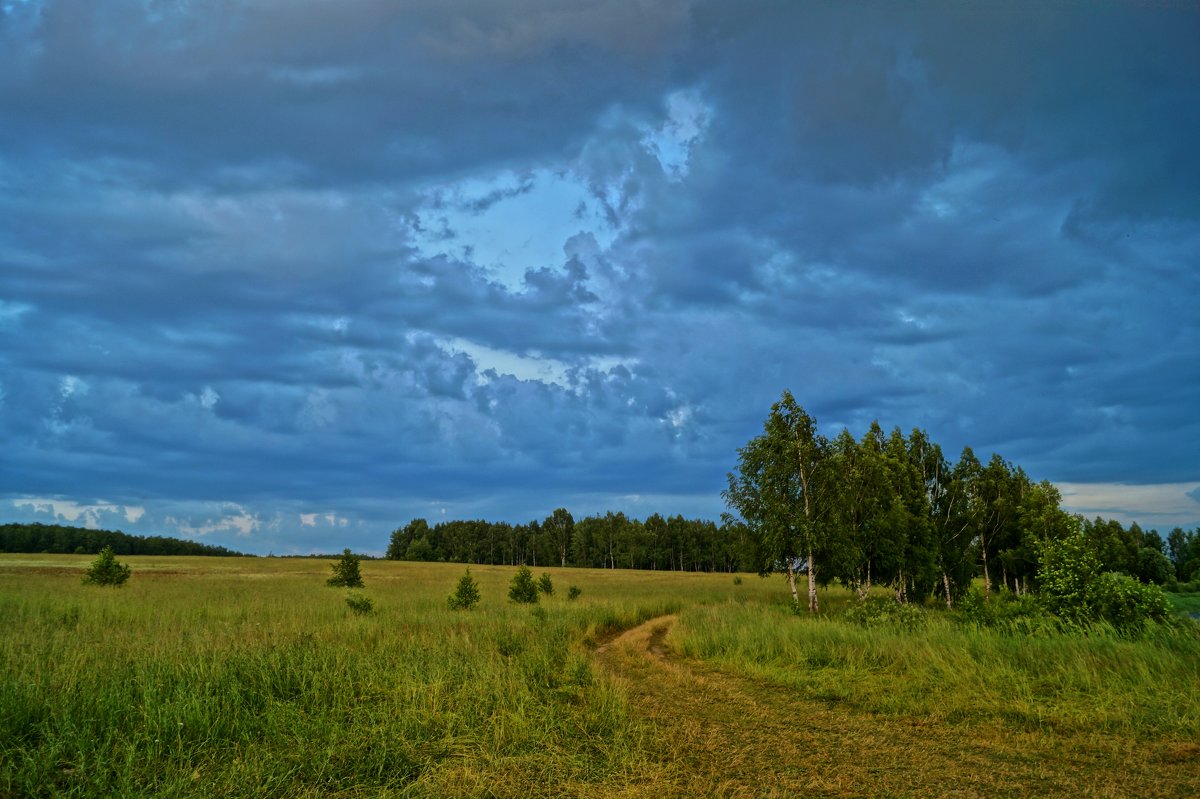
[299,511,349,528]
[167,504,259,538]
[1057,481,1200,530]
[10,497,145,530]
[199,386,220,409]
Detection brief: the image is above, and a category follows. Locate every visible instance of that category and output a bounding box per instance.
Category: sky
[2,0,1198,555]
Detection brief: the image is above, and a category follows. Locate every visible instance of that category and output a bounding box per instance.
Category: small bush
[1093,572,1171,635]
[327,549,364,588]
[732,575,743,586]
[345,592,374,615]
[508,565,539,604]
[955,587,1061,634]
[82,546,130,587]
[448,568,481,610]
[537,572,554,596]
[567,585,582,601]
[843,596,926,631]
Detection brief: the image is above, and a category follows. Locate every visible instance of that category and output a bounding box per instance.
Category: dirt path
[591,615,1200,799]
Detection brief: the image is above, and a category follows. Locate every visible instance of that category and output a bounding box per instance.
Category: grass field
[2,554,1198,797]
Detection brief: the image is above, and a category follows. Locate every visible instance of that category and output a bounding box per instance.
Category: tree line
[385,510,757,572]
[0,523,250,557]
[383,388,1198,608]
[725,390,1197,611]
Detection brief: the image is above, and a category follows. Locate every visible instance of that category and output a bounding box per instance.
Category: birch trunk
[980,532,991,599]
[942,572,953,609]
[807,550,818,613]
[786,561,800,607]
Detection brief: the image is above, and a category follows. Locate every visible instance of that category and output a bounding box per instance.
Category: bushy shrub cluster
[1036,532,1171,635]
[955,587,1063,635]
[843,596,926,631]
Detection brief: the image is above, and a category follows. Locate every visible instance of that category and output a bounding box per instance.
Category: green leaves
[327,549,364,588]
[508,565,539,604]
[448,568,481,610]
[1035,528,1171,634]
[81,545,131,587]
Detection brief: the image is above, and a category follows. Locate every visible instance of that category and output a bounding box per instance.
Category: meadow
[2,554,1198,797]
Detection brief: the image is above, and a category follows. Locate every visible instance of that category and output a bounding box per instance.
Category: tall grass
[5,556,1198,797]
[0,555,762,798]
[671,598,1200,737]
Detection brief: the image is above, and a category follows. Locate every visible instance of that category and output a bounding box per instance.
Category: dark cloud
[2,0,1198,552]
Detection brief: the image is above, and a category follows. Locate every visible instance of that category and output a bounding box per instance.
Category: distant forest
[0,523,250,557]
[385,508,1198,587]
[387,511,752,572]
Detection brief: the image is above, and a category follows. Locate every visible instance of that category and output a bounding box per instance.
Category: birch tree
[724,390,832,612]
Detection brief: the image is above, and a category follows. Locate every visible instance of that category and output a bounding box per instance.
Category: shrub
[567,585,582,601]
[327,548,364,588]
[345,592,374,615]
[448,568,481,610]
[1036,531,1100,627]
[843,596,926,631]
[1093,572,1171,634]
[508,565,539,604]
[955,586,1060,634]
[82,545,131,587]
[732,575,743,586]
[537,572,554,596]
[1036,531,1172,635]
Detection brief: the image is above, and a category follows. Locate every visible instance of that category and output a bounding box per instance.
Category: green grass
[0,555,762,797]
[1166,590,1200,618]
[670,599,1200,737]
[2,555,1197,797]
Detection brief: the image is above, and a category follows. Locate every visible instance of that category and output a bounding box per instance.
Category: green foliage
[537,572,554,596]
[326,549,364,588]
[954,587,1062,635]
[508,565,539,604]
[2,522,245,557]
[81,545,131,587]
[1092,572,1171,634]
[1036,531,1172,634]
[344,592,374,615]
[1135,546,1174,585]
[567,585,582,601]
[732,575,743,585]
[842,596,926,631]
[1035,529,1101,627]
[447,568,481,610]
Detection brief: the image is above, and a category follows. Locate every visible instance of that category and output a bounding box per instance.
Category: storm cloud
[2,0,1197,552]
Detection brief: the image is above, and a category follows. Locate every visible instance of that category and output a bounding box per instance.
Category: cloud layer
[3,1,1198,552]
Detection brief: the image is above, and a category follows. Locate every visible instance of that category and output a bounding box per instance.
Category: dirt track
[591,615,1200,799]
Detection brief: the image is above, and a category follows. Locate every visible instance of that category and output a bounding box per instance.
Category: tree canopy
[724,391,1187,611]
